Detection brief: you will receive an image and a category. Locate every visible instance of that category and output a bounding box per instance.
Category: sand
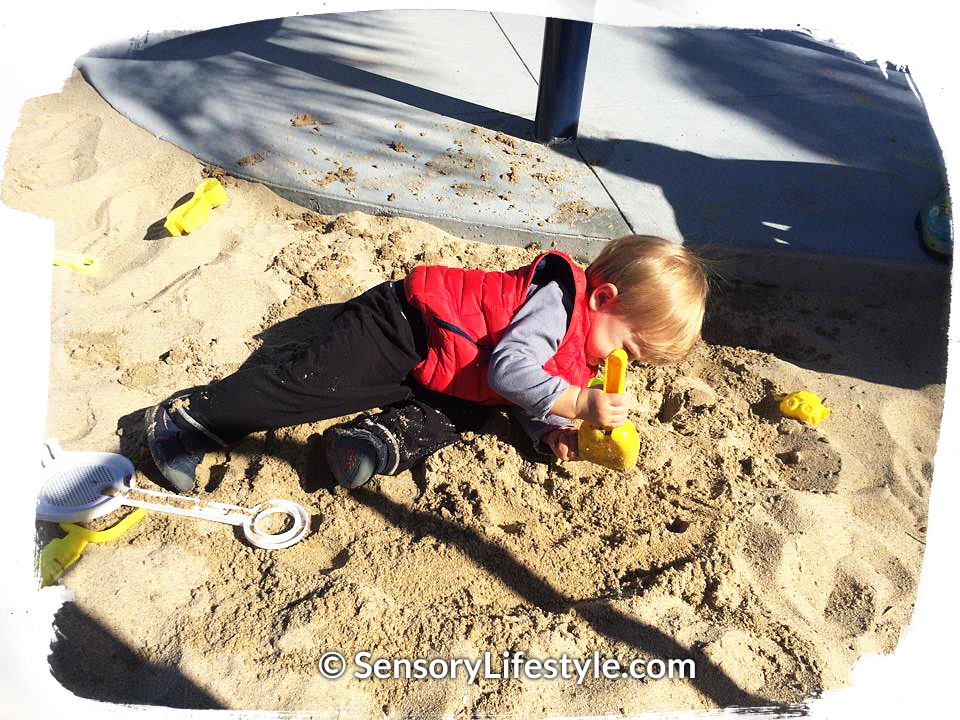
[2,71,950,715]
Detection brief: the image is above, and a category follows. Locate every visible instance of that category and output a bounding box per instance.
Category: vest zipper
[434,317,490,351]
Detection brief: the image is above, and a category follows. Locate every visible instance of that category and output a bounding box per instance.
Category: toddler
[146,234,708,491]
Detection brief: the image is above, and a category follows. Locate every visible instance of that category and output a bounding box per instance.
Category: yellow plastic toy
[777,391,831,425]
[163,178,228,236]
[52,250,99,274]
[578,349,640,471]
[37,507,145,588]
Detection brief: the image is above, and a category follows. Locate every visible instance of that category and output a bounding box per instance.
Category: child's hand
[543,426,578,461]
[576,387,629,428]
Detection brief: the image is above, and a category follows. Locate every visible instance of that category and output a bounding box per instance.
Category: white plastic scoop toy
[37,438,309,550]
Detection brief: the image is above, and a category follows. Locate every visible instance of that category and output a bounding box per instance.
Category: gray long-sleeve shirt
[487,279,582,453]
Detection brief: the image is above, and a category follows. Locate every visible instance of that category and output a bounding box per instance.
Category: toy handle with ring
[242,499,311,550]
[113,482,310,550]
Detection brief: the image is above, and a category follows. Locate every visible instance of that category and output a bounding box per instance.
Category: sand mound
[3,72,947,715]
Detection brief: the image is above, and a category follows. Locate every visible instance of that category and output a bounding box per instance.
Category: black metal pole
[534,17,593,144]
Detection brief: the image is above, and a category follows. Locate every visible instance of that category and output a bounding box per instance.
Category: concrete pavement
[77,9,945,263]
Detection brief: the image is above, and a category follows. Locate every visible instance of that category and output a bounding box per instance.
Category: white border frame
[1,2,955,718]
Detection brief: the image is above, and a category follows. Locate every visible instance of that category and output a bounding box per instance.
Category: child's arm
[548,385,629,429]
[510,406,577,459]
[488,279,627,436]
[488,280,584,462]
[541,426,579,461]
[487,280,571,420]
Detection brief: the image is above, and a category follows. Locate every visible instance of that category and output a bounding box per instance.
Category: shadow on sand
[48,604,225,709]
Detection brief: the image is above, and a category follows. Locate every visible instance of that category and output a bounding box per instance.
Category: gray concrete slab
[77,9,945,264]
[563,26,942,261]
[79,11,631,257]
[477,18,943,261]
[491,12,546,79]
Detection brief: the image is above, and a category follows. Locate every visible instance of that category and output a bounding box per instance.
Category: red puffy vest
[403,251,594,405]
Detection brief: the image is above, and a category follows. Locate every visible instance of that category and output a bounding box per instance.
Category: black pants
[173,282,489,473]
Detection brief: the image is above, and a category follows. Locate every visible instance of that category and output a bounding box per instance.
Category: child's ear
[588,282,619,311]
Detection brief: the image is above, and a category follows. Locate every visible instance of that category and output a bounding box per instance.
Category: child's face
[584,283,647,367]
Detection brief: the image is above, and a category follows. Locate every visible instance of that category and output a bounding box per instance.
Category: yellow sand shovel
[578,349,640,471]
[37,507,145,588]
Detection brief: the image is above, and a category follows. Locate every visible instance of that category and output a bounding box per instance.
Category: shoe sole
[144,404,197,493]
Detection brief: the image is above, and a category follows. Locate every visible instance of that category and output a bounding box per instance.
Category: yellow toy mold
[164,178,228,236]
[777,391,831,425]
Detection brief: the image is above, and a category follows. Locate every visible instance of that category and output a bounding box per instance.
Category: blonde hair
[586,235,708,364]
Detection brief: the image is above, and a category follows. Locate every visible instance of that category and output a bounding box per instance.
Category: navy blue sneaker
[323,426,389,489]
[145,402,220,492]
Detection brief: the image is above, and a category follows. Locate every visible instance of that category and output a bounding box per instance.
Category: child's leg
[148,281,423,490]
[324,388,491,488]
[175,281,423,440]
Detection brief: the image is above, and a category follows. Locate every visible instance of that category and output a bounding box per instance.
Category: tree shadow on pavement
[86,14,534,141]
[637,28,937,170]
